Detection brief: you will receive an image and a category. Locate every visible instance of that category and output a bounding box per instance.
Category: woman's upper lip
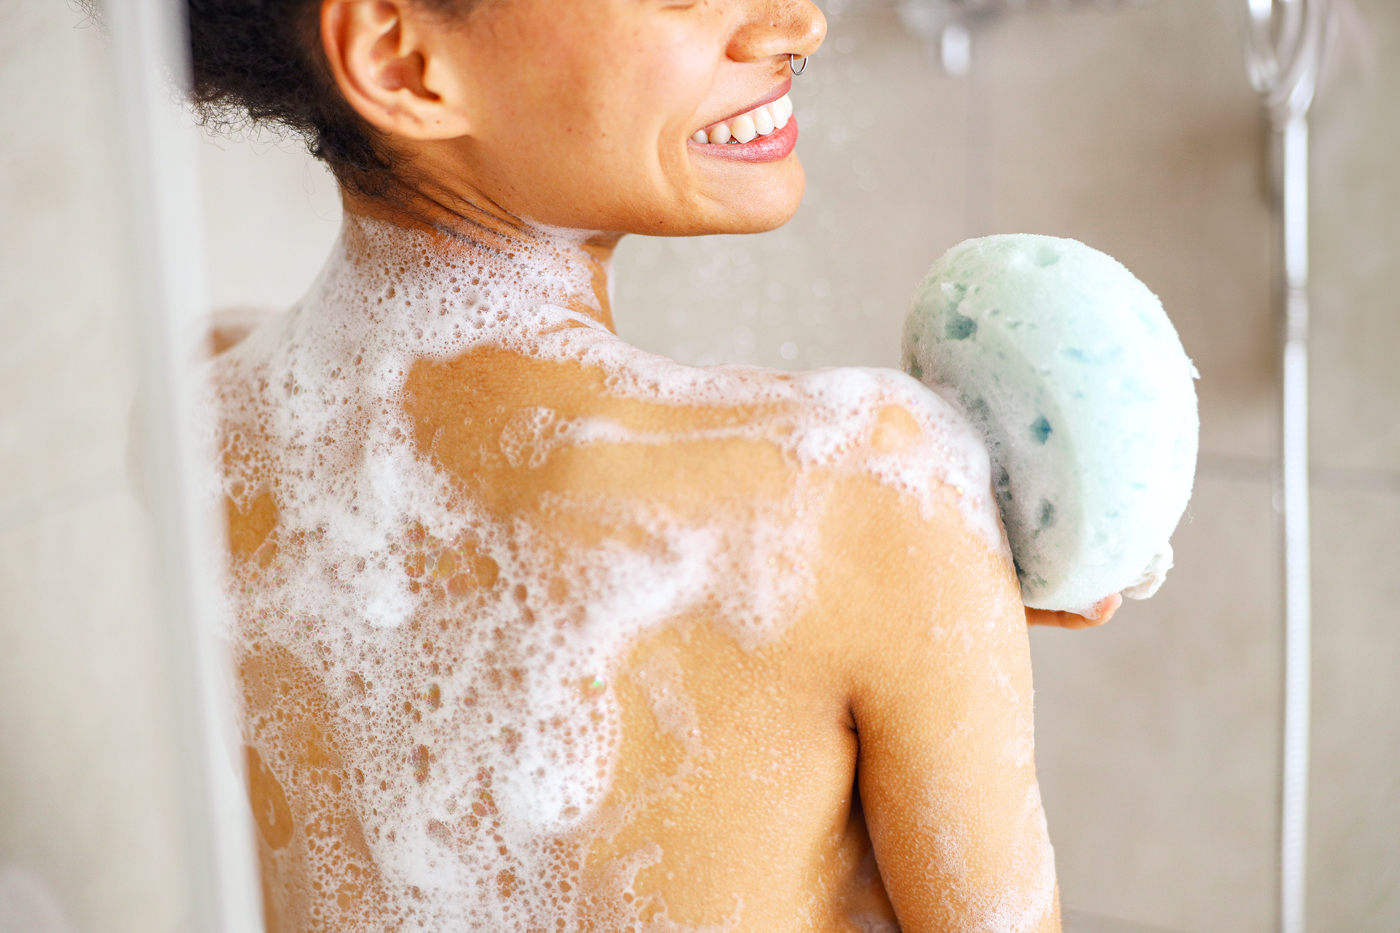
[700,78,793,132]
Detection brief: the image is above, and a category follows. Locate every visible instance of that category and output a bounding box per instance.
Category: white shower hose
[1245,2,1328,932]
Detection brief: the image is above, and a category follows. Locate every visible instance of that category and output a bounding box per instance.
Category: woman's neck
[341,184,620,332]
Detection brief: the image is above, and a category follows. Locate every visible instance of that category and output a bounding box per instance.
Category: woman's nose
[727,0,827,66]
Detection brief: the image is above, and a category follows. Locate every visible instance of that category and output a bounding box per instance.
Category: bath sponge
[902,235,1198,614]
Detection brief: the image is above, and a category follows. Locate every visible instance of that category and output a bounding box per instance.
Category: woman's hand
[1025,593,1122,629]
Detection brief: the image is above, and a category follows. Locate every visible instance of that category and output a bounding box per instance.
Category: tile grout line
[1197,454,1400,496]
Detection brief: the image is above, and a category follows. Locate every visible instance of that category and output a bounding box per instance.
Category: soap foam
[210,216,1005,929]
[919,778,1056,933]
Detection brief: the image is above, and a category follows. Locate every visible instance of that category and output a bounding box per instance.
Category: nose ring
[789,54,808,76]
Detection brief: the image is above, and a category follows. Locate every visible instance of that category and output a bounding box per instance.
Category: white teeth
[731,113,757,143]
[695,93,793,145]
[772,95,792,127]
[752,105,775,136]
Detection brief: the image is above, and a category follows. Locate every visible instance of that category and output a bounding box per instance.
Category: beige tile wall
[1305,3,1400,927]
[1311,1,1400,475]
[1307,486,1400,929]
[0,2,190,930]
[199,133,341,314]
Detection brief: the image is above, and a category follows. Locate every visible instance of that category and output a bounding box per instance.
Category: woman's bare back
[216,218,1057,932]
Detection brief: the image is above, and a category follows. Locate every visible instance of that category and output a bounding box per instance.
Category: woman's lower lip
[688,117,798,164]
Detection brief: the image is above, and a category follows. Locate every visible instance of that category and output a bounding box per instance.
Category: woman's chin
[720,159,804,224]
[638,209,799,238]
[509,162,805,237]
[725,207,800,235]
[662,165,806,236]
[716,200,804,235]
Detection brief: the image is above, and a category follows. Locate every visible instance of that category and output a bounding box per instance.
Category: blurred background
[2,0,1396,930]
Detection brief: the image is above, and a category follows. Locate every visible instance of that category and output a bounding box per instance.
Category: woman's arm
[834,476,1060,933]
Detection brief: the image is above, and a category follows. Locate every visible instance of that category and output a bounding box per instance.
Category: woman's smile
[690,114,798,163]
[689,79,797,163]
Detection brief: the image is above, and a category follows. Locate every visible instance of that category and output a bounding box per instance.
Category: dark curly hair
[186,0,471,195]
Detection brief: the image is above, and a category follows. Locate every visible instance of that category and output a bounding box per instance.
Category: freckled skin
[215,0,1080,926]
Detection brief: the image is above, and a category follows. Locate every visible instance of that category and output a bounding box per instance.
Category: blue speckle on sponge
[946,311,978,341]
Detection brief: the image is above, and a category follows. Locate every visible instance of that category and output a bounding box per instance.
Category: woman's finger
[1025,593,1122,629]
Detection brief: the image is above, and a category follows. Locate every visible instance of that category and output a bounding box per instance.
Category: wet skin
[223,225,1061,931]
[215,0,1112,926]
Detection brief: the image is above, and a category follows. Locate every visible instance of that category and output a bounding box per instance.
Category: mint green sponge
[902,235,1199,614]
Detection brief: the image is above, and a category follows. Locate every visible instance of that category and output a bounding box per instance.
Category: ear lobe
[321,0,472,141]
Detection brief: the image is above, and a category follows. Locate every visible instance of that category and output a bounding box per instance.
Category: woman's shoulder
[598,346,1002,535]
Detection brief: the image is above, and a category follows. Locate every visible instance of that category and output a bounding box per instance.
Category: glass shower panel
[0,3,191,931]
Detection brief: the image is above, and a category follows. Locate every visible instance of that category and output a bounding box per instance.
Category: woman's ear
[320,0,472,141]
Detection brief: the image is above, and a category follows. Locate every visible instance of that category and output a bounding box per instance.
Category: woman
[206,0,1115,928]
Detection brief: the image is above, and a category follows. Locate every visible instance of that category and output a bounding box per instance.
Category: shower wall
[5,0,1394,931]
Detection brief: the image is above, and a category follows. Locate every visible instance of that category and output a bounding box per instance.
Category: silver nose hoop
[789,54,808,76]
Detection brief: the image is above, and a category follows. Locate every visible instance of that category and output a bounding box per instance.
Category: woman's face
[411,0,826,236]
